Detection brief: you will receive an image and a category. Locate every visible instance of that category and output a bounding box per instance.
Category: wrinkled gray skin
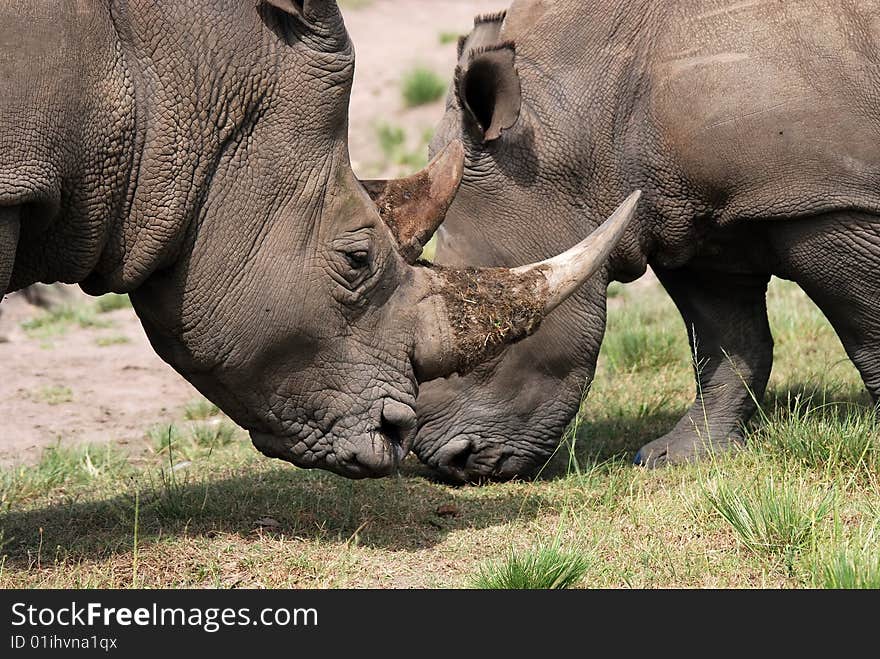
[417,0,880,482]
[0,0,600,479]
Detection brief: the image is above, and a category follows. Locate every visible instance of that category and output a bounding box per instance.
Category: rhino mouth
[249,399,417,479]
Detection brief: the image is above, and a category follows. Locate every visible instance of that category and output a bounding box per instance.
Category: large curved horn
[512,190,641,315]
[413,191,641,380]
[361,141,465,264]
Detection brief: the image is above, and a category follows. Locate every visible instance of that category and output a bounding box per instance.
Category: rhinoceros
[0,0,638,478]
[415,0,880,482]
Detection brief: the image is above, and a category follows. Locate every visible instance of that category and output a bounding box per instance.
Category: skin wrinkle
[4,4,132,289]
[172,137,335,371]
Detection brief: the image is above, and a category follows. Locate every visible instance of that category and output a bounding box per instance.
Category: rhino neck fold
[0,207,20,296]
[83,0,271,295]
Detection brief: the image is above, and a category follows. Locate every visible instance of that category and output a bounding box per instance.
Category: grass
[401,66,447,107]
[700,474,832,561]
[749,396,879,477]
[184,398,222,421]
[2,276,879,588]
[190,421,239,450]
[21,293,129,343]
[376,123,432,170]
[22,304,111,340]
[148,419,242,463]
[439,31,461,45]
[602,302,686,373]
[33,386,73,406]
[470,543,591,589]
[809,546,880,589]
[95,293,132,313]
[0,443,132,511]
[95,334,130,347]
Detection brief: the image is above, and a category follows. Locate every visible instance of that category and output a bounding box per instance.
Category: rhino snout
[427,436,529,484]
[249,397,417,479]
[335,399,417,478]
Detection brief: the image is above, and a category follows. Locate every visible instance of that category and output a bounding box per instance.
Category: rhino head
[414,8,645,483]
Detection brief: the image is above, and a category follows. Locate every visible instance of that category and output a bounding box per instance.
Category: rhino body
[1,0,631,479]
[416,0,880,481]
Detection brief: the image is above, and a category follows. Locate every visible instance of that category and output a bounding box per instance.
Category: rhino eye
[331,232,378,297]
[334,247,373,290]
[344,249,370,270]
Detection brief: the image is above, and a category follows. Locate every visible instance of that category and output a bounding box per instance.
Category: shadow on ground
[2,383,871,566]
[538,381,873,480]
[0,459,545,566]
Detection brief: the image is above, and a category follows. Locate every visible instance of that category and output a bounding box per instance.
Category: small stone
[255,516,281,529]
[435,504,460,518]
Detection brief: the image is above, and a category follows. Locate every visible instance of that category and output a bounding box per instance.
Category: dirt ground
[346,0,504,178]
[0,0,504,466]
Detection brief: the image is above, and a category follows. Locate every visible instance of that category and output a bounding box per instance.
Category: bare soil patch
[0,290,200,466]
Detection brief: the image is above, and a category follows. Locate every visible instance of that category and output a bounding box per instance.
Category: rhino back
[0,0,137,289]
[649,0,880,224]
[488,0,880,264]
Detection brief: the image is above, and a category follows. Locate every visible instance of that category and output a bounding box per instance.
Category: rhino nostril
[381,399,417,429]
[436,437,473,473]
[448,446,472,472]
[380,417,403,447]
[379,399,417,459]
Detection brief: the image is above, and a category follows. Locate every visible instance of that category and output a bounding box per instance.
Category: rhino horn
[511,191,642,316]
[413,191,641,380]
[361,141,465,264]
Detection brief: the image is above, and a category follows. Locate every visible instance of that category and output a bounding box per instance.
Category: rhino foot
[634,429,745,469]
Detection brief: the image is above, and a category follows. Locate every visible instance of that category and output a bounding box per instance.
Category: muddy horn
[361,141,465,263]
[414,191,642,380]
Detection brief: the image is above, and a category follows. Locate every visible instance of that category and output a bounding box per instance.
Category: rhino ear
[260,0,348,50]
[262,0,338,20]
[457,11,507,60]
[456,42,521,142]
[262,0,305,17]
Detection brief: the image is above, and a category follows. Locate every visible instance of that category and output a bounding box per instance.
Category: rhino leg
[635,267,773,468]
[0,206,20,298]
[772,212,880,401]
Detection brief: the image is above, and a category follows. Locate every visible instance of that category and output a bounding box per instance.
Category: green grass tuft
[95,294,133,313]
[34,386,73,406]
[701,474,832,560]
[438,31,460,45]
[810,546,880,589]
[371,124,433,179]
[183,398,222,421]
[149,419,240,462]
[0,443,131,511]
[601,303,686,373]
[95,335,130,347]
[22,304,111,340]
[470,544,591,589]
[607,282,625,299]
[750,394,879,476]
[401,67,447,107]
[190,421,240,450]
[147,424,185,458]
